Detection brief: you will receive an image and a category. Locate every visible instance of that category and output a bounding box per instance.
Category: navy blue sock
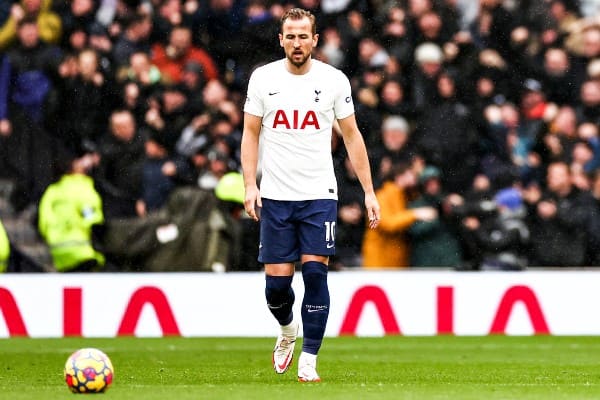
[265,275,295,326]
[301,261,330,355]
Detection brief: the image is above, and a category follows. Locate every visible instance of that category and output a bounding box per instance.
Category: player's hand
[244,185,262,222]
[364,191,380,229]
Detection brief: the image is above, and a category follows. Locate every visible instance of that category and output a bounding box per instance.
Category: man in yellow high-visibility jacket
[0,218,9,272]
[38,154,105,272]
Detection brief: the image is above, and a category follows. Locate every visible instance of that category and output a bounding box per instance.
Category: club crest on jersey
[272,109,320,130]
[314,90,321,102]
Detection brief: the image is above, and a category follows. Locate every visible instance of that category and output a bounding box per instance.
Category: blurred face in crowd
[279,14,318,69]
[581,81,600,107]
[381,80,404,105]
[546,162,571,195]
[582,28,600,58]
[110,111,136,142]
[17,21,39,48]
[382,126,408,151]
[71,0,94,16]
[78,49,99,81]
[544,48,569,76]
[168,27,192,59]
[553,106,577,136]
[22,0,42,13]
[418,11,442,40]
[394,167,418,189]
[162,89,187,113]
[202,79,228,107]
[437,74,455,99]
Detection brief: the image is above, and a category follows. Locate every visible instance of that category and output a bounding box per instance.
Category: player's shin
[265,275,295,325]
[300,261,330,354]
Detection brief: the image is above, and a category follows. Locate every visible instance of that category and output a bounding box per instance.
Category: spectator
[575,79,600,125]
[370,115,418,187]
[151,25,219,84]
[524,161,595,267]
[408,166,463,267]
[56,0,96,48]
[38,152,106,272]
[333,154,367,269]
[112,12,152,67]
[53,47,111,155]
[414,70,479,193]
[587,169,600,265]
[95,109,145,218]
[462,187,530,270]
[411,42,444,115]
[362,162,437,268]
[3,16,62,124]
[0,0,62,50]
[137,130,194,216]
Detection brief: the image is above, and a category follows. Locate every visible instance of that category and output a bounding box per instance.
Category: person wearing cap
[411,42,444,114]
[369,114,418,188]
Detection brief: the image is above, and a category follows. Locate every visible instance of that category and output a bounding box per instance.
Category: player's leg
[297,254,329,382]
[265,262,298,373]
[296,199,337,382]
[260,199,300,374]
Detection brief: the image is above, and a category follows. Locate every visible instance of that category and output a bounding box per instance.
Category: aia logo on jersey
[272,110,320,130]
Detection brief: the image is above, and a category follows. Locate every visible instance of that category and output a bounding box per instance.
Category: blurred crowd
[1,0,600,272]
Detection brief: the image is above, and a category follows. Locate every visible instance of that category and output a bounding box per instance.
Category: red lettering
[272,110,290,129]
[63,287,82,336]
[437,286,454,335]
[490,285,550,334]
[300,110,320,129]
[0,288,28,336]
[272,110,320,130]
[117,287,180,336]
[339,285,401,335]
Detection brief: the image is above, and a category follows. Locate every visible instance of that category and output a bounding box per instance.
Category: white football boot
[272,321,298,374]
[297,352,321,382]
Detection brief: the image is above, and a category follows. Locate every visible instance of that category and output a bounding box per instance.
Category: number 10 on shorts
[324,221,336,243]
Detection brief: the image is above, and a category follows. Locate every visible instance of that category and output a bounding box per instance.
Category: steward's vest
[0,220,9,272]
[38,174,105,271]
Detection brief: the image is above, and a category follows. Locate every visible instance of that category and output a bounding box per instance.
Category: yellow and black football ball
[64,348,114,393]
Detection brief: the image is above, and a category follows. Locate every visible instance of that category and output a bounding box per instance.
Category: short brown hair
[280,8,316,35]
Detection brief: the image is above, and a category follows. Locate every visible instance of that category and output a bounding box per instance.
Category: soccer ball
[64,348,114,393]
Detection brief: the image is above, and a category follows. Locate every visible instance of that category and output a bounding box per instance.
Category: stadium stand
[1,0,600,271]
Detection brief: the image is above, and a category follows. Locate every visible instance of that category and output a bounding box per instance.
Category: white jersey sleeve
[243,59,355,201]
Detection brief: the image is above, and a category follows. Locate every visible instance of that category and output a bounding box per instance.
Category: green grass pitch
[1,336,600,399]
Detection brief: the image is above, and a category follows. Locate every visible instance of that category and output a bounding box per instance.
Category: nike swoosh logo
[307,309,321,313]
[269,92,280,96]
[326,243,334,249]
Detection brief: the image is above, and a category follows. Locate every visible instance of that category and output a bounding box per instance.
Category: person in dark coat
[408,166,462,267]
[413,71,479,194]
[95,109,146,218]
[525,161,595,266]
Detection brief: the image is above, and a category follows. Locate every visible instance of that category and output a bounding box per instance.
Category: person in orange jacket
[362,161,437,268]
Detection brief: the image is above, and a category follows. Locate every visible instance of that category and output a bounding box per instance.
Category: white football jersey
[244,58,355,201]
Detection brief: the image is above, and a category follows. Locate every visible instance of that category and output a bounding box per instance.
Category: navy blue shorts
[258,198,337,263]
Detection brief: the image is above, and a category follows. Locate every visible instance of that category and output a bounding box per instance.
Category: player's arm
[240,112,263,221]
[338,114,380,228]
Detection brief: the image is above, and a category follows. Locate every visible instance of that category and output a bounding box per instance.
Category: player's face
[279,17,318,68]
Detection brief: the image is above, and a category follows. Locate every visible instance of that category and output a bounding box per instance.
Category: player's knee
[302,261,327,293]
[265,275,294,306]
